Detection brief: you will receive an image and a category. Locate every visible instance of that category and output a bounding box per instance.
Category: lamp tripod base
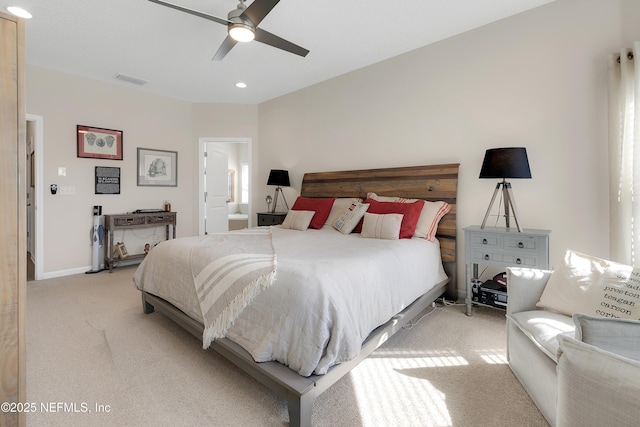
[270,186,289,213]
[480,180,523,232]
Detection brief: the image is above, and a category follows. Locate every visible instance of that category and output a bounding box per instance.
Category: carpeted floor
[26,266,549,426]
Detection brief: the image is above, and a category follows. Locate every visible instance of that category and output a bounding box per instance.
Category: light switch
[59,186,76,196]
[58,167,67,176]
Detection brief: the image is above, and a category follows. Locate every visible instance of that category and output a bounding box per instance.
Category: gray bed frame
[140,163,459,427]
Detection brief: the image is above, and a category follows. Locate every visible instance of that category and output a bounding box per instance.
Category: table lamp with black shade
[267,169,290,213]
[479,147,531,232]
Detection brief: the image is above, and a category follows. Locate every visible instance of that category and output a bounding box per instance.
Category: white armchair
[506,267,569,426]
[556,314,640,427]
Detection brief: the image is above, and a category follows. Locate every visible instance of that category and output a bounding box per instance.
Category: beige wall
[191,103,259,220]
[258,0,637,294]
[622,0,640,43]
[26,69,258,277]
[26,0,640,288]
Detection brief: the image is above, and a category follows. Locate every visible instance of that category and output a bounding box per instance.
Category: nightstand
[257,212,287,226]
[464,225,550,315]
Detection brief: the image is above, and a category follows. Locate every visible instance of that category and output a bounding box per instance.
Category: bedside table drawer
[500,253,539,267]
[503,235,543,251]
[469,250,539,267]
[469,250,505,263]
[257,212,287,226]
[468,233,502,248]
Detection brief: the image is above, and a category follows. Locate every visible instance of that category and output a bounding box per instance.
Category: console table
[104,212,177,272]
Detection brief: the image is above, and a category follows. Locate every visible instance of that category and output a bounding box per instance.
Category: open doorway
[26,114,43,281]
[198,137,252,235]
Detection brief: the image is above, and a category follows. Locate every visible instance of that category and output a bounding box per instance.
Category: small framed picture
[77,125,123,160]
[95,166,121,195]
[116,242,128,259]
[137,148,178,187]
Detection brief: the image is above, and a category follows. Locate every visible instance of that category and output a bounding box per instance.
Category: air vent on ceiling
[115,73,149,86]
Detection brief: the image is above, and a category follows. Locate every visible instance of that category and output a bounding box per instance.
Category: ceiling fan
[148,0,309,61]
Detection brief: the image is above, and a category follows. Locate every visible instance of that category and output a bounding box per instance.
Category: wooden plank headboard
[300,163,459,266]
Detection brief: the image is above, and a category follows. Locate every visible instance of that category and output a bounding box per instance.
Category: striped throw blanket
[191,227,276,349]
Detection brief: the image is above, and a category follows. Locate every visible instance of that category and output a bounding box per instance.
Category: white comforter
[133,226,447,376]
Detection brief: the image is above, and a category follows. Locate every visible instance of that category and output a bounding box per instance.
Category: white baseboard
[41,266,93,280]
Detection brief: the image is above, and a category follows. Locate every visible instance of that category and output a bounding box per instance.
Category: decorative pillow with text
[325,198,363,226]
[537,250,640,320]
[332,201,369,234]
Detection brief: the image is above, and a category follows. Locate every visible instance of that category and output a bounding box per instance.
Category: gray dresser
[464,225,550,315]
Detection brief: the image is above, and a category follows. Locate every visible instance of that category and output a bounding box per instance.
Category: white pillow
[366,192,450,241]
[332,202,369,234]
[361,213,403,240]
[537,250,640,320]
[280,210,315,231]
[417,200,451,241]
[325,197,363,226]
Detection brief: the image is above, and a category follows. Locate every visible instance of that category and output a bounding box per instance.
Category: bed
[134,163,459,427]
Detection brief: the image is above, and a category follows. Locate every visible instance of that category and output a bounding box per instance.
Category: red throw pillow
[291,197,336,229]
[355,199,425,238]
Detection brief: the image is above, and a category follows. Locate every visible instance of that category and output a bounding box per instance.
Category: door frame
[198,137,252,235]
[27,113,44,280]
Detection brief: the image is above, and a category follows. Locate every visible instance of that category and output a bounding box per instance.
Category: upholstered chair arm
[556,334,640,427]
[506,267,552,315]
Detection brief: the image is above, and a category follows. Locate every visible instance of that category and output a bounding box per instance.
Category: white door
[205,147,229,234]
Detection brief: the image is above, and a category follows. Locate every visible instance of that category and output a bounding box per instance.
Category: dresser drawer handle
[518,242,524,248]
[516,258,522,264]
[482,238,488,245]
[484,254,490,260]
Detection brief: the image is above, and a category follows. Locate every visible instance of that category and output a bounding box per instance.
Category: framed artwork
[95,166,121,194]
[116,242,128,259]
[77,125,123,160]
[137,148,178,187]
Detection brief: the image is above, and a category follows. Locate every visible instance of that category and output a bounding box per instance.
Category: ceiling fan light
[229,24,255,43]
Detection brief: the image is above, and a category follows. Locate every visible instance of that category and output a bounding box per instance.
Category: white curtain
[609,42,640,266]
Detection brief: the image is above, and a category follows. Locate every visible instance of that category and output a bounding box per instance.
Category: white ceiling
[6,0,554,104]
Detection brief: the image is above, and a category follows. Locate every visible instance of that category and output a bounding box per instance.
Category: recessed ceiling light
[6,6,32,19]
[235,82,247,89]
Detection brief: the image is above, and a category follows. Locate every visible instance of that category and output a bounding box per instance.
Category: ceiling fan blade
[254,28,309,58]
[241,0,280,26]
[148,0,230,26]
[212,36,238,61]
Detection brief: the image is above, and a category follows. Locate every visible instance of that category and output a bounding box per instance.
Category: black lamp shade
[267,169,290,187]
[479,147,531,179]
